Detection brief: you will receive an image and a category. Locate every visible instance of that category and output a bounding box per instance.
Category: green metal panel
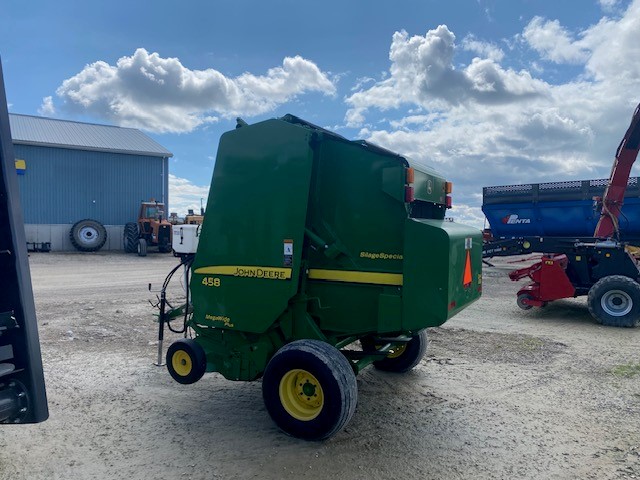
[410,163,447,205]
[307,283,401,335]
[191,119,314,334]
[402,219,482,329]
[303,136,408,335]
[304,137,408,272]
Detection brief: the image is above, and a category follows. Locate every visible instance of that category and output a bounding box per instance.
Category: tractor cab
[123,199,172,256]
[141,202,164,222]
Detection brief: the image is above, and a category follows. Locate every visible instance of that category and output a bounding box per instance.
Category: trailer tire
[262,339,357,440]
[69,219,107,252]
[588,275,640,328]
[166,339,207,384]
[137,238,148,257]
[363,330,428,373]
[517,294,534,310]
[123,223,138,253]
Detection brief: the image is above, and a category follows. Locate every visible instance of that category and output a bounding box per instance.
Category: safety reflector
[406,167,415,184]
[404,185,414,203]
[463,250,472,287]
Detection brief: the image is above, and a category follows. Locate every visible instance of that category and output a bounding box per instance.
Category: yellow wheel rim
[386,343,407,359]
[172,350,193,377]
[279,369,324,421]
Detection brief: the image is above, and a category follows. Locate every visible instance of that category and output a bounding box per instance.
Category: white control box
[172,224,200,254]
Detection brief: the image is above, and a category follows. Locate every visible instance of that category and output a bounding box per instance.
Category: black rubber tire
[587,275,640,328]
[362,330,428,373]
[517,294,534,310]
[69,219,107,252]
[158,242,171,253]
[166,339,207,385]
[137,238,148,257]
[123,222,138,253]
[262,339,358,440]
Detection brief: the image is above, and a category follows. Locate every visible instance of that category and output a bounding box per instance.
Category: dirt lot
[1,252,639,480]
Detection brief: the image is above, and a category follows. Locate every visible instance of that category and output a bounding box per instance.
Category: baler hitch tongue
[150,256,194,366]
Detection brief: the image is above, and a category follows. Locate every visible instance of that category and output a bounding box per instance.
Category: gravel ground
[1,252,639,480]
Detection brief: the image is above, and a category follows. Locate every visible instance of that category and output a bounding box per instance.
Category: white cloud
[522,17,590,64]
[168,174,209,217]
[344,1,640,229]
[584,5,640,81]
[350,76,376,92]
[462,35,505,62]
[449,203,488,229]
[38,96,55,116]
[52,48,336,133]
[345,25,548,127]
[599,0,620,11]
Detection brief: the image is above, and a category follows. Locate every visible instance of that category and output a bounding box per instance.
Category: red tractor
[123,200,172,256]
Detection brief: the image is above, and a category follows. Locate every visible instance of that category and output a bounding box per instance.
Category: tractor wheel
[123,222,138,253]
[517,293,534,310]
[166,339,207,384]
[158,242,171,253]
[137,238,148,257]
[587,275,640,328]
[362,330,428,373]
[69,219,107,252]
[262,339,357,440]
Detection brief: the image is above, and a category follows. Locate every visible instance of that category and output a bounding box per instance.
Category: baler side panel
[402,219,482,328]
[304,138,407,334]
[191,120,314,334]
[305,139,408,271]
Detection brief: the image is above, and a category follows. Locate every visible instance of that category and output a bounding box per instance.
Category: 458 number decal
[201,277,221,287]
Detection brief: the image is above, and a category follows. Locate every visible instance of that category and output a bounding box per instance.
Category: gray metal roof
[9,114,172,158]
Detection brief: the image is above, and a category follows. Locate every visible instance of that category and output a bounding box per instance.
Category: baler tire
[69,219,107,252]
[262,339,357,441]
[366,330,428,373]
[517,294,534,310]
[123,222,138,253]
[137,238,148,257]
[587,275,640,328]
[166,339,207,384]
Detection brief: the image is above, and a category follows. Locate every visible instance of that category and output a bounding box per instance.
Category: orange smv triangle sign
[463,250,472,287]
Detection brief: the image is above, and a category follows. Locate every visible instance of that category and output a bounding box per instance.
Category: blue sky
[1,0,638,227]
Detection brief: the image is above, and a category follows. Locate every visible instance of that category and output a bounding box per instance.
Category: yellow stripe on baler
[307,269,403,286]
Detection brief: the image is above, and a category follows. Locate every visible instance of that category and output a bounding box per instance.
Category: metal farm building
[10,114,172,251]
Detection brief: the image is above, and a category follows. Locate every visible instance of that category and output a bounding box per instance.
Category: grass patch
[521,338,544,351]
[611,364,640,378]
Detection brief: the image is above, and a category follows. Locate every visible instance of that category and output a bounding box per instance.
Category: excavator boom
[594,103,640,238]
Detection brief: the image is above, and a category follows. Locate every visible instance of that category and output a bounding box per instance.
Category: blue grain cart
[482,177,640,242]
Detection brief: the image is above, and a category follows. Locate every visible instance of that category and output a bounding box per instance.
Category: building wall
[24,224,124,251]
[14,144,169,225]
